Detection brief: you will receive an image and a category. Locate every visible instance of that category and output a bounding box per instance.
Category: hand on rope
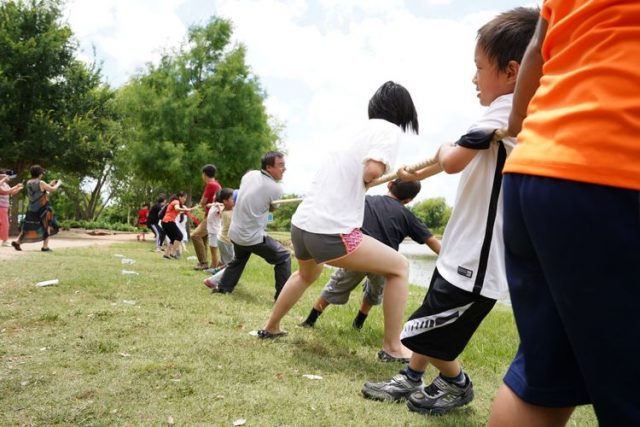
[270,128,508,206]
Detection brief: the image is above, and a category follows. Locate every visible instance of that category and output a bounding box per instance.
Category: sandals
[257,330,288,339]
[378,350,410,364]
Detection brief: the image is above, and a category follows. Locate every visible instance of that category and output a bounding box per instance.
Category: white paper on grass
[121,258,136,265]
[113,254,125,258]
[233,419,247,426]
[248,330,259,336]
[121,270,139,276]
[35,279,59,287]
[122,300,136,305]
[303,374,323,380]
[187,256,198,261]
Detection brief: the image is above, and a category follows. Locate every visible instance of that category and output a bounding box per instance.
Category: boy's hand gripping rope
[271,128,508,206]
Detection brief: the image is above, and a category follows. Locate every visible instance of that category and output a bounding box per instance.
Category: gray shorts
[321,268,386,306]
[218,240,234,265]
[291,224,363,263]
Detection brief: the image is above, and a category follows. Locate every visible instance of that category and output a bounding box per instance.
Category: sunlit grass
[0,240,597,426]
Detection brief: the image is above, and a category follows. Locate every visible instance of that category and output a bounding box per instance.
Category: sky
[63,0,538,206]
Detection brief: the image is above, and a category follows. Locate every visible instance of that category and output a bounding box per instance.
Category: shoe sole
[361,387,407,402]
[406,391,474,416]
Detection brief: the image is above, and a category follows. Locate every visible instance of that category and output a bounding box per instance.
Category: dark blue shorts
[502,174,640,425]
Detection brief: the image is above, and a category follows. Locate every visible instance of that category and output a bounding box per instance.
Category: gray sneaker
[362,372,422,402]
[406,374,474,415]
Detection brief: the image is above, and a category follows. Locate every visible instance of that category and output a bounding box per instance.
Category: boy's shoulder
[469,94,513,131]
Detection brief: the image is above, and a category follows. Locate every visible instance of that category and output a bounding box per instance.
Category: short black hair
[389,179,421,201]
[202,164,217,178]
[156,193,166,204]
[477,7,539,71]
[368,81,419,134]
[30,165,44,178]
[215,188,234,203]
[261,151,284,170]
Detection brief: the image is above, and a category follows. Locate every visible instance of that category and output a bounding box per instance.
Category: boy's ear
[506,60,520,83]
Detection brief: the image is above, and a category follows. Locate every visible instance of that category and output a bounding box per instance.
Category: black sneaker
[406,374,474,415]
[11,241,21,251]
[362,372,422,402]
[41,247,52,252]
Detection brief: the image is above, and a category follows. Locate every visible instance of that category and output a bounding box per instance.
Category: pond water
[398,241,437,289]
[398,241,511,305]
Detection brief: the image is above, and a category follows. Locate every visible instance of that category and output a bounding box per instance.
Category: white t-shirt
[206,203,223,235]
[229,170,283,246]
[436,94,515,300]
[292,119,400,234]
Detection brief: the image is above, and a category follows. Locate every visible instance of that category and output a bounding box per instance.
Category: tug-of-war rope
[272,128,508,206]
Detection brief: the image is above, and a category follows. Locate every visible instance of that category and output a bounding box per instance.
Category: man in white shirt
[206,152,291,301]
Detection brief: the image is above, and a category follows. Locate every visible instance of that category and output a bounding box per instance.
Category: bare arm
[509,16,548,136]
[40,180,61,192]
[425,236,441,255]
[10,183,24,195]
[437,141,479,174]
[363,159,387,186]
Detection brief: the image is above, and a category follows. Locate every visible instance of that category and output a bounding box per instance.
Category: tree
[269,195,301,231]
[0,0,115,229]
[120,17,280,198]
[411,197,452,235]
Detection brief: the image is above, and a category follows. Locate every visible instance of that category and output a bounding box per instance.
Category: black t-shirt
[147,203,162,225]
[362,195,432,250]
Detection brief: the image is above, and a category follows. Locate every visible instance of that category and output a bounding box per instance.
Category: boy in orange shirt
[489,1,640,426]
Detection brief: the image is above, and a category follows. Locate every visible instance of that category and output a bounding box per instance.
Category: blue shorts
[502,174,640,424]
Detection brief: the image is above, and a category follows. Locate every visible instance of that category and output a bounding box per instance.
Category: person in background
[206,152,291,301]
[0,170,24,247]
[12,165,61,252]
[160,192,192,260]
[191,164,222,270]
[147,194,167,252]
[136,203,149,241]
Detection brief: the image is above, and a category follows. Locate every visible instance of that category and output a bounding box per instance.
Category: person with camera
[0,169,24,247]
[11,165,61,252]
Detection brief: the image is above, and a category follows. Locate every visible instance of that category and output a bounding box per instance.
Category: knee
[297,269,320,285]
[392,256,410,280]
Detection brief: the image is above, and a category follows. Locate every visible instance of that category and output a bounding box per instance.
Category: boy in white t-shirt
[362,7,538,416]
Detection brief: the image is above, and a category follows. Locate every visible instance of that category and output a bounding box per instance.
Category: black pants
[219,235,291,300]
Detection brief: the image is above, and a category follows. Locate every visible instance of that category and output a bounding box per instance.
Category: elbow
[440,159,464,174]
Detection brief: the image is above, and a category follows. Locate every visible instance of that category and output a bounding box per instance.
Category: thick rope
[271,128,508,205]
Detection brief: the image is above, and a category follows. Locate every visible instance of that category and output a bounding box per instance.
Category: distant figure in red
[136,203,149,241]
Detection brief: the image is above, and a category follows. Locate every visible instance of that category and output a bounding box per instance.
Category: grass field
[0,239,597,426]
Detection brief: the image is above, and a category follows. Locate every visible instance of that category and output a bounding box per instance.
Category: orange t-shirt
[504,0,640,190]
[162,200,180,223]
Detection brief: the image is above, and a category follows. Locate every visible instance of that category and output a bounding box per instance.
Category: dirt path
[0,229,142,261]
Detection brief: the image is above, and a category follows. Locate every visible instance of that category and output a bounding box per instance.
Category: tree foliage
[411,197,452,235]
[120,17,280,196]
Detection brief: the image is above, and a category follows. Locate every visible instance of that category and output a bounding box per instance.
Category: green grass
[0,240,597,426]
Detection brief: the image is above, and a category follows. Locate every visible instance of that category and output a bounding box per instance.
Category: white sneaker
[1,241,10,247]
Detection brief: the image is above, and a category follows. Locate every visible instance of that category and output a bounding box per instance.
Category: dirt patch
[0,229,140,261]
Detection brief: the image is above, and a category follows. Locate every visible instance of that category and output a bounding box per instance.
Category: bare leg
[209,246,220,268]
[42,237,49,250]
[428,357,461,378]
[331,236,410,358]
[359,299,373,315]
[313,296,330,312]
[408,353,430,372]
[263,259,324,333]
[489,384,574,427]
